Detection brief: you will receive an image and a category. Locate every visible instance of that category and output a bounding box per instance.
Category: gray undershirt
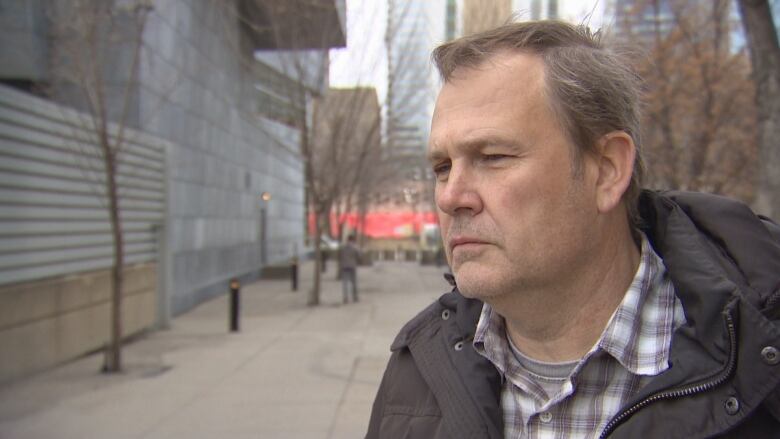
[507,335,579,402]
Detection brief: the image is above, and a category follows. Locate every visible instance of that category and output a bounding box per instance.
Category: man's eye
[432,163,451,178]
[483,154,510,162]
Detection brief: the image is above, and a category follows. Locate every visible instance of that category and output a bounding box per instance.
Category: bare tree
[246,1,351,306]
[313,88,382,245]
[217,0,348,306]
[617,0,758,201]
[244,1,431,305]
[737,0,780,219]
[48,0,152,372]
[224,0,437,304]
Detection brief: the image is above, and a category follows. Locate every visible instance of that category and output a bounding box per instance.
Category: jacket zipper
[599,311,738,438]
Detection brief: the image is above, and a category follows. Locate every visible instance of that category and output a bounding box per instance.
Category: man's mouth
[449,236,489,252]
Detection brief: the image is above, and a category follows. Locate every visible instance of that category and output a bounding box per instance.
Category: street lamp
[259,192,271,265]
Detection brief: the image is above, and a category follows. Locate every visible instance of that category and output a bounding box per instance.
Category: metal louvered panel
[0,85,169,286]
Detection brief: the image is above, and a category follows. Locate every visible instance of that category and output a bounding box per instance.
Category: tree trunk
[308,210,322,306]
[737,0,780,219]
[104,148,123,372]
[323,209,333,239]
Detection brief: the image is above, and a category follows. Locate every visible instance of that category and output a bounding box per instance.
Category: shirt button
[539,412,552,423]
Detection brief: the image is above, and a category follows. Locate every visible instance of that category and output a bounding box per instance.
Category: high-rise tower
[385,0,443,160]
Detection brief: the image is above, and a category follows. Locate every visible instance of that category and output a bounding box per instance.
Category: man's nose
[436,165,483,216]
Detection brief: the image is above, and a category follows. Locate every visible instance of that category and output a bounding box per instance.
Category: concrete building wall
[463,0,512,35]
[0,263,156,384]
[0,84,167,384]
[0,0,49,82]
[138,0,307,314]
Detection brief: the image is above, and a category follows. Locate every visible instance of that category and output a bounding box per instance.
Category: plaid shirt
[473,235,686,439]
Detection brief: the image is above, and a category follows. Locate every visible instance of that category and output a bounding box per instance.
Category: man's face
[428,52,601,301]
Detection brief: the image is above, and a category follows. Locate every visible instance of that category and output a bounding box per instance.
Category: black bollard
[291,257,298,291]
[229,278,240,332]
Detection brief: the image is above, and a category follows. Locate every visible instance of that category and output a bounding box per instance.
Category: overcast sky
[329,0,609,104]
[329,0,389,101]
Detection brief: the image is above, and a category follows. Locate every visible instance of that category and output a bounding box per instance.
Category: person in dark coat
[366,20,780,438]
[340,235,360,304]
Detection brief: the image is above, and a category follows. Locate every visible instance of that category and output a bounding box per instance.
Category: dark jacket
[366,191,780,438]
[340,242,360,270]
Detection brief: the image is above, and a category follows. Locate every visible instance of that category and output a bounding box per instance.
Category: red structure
[310,211,438,238]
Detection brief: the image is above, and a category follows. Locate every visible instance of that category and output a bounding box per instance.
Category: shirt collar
[598,235,679,375]
[474,298,509,375]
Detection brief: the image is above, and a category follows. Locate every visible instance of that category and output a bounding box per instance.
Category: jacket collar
[640,190,780,310]
[638,190,780,352]
[606,190,780,437]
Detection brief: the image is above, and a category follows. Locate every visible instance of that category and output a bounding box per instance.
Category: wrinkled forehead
[433,51,548,115]
[431,51,567,147]
[431,53,549,128]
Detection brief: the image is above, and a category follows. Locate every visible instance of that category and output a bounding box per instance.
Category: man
[340,234,360,303]
[366,21,780,438]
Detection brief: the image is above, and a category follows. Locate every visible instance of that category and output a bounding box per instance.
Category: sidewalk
[0,261,450,439]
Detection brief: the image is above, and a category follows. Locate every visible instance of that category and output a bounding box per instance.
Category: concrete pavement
[0,261,450,439]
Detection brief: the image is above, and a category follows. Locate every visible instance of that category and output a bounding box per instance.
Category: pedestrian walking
[339,235,360,304]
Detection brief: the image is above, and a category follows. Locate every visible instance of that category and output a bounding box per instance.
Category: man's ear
[593,131,635,214]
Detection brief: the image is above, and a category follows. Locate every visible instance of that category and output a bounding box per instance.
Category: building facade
[462,0,512,35]
[0,0,345,384]
[385,0,444,158]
